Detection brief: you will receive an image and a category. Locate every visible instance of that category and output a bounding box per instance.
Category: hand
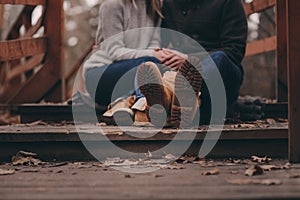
[161,48,188,71]
[92,45,100,53]
[153,49,172,63]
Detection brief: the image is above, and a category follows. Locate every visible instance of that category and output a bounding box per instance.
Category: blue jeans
[200,51,243,121]
[85,51,242,116]
[85,57,160,106]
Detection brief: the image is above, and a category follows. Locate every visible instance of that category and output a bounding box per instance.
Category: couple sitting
[83,0,247,128]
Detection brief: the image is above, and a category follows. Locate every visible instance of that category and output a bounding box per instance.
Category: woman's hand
[92,45,100,53]
[161,48,188,71]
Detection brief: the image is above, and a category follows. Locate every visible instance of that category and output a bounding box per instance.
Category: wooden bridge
[1,1,300,199]
[0,0,299,163]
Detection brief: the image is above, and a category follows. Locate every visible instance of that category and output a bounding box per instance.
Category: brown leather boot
[101,96,135,126]
[136,62,173,127]
[131,97,150,123]
[171,57,203,128]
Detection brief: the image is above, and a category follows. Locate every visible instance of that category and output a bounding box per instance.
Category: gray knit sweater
[83,0,161,74]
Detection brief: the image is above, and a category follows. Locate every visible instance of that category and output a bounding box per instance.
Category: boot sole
[137,63,166,127]
[113,110,134,126]
[102,108,134,126]
[171,59,203,128]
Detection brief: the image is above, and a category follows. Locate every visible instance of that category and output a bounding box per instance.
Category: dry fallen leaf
[92,163,104,168]
[193,160,207,165]
[228,179,282,186]
[155,174,164,178]
[287,174,300,179]
[124,174,132,178]
[229,159,242,164]
[0,112,20,125]
[245,165,264,176]
[97,122,107,126]
[201,168,220,176]
[17,151,37,157]
[55,170,63,173]
[283,163,291,169]
[45,162,68,168]
[0,169,15,176]
[266,118,277,125]
[176,156,198,164]
[25,120,48,127]
[231,171,239,175]
[251,156,272,164]
[260,165,282,171]
[227,158,254,165]
[232,124,257,129]
[164,154,177,161]
[162,164,185,170]
[194,160,217,167]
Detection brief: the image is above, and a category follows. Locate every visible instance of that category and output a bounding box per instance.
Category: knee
[210,51,228,64]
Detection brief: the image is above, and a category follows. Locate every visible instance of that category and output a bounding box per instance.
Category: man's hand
[153,48,171,63]
[161,48,188,71]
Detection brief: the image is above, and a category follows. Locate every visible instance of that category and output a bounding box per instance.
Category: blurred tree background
[0,0,277,99]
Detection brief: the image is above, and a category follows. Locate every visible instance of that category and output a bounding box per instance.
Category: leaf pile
[0,168,15,176]
[11,151,44,166]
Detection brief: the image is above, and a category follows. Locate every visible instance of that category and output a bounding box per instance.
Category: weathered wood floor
[0,160,300,200]
[0,121,295,199]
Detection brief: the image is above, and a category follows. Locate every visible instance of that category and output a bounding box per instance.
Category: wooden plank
[0,124,289,160]
[43,0,65,102]
[0,5,4,34]
[6,61,58,103]
[286,0,300,163]
[1,162,300,200]
[0,0,45,5]
[0,63,6,86]
[276,0,288,102]
[5,53,44,82]
[23,8,44,38]
[0,124,288,142]
[245,36,276,57]
[0,178,299,200]
[244,0,276,16]
[0,37,47,61]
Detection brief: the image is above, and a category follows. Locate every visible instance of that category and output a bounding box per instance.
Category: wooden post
[0,5,4,38]
[44,0,65,102]
[286,0,300,163]
[276,0,288,102]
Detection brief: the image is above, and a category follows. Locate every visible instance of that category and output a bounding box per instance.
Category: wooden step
[0,123,288,162]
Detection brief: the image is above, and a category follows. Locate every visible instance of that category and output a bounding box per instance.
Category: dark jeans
[85,51,242,116]
[85,57,160,106]
[200,51,243,122]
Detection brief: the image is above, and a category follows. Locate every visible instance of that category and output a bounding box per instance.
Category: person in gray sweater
[83,0,167,107]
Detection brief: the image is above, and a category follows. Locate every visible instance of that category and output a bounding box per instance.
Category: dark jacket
[161,0,248,69]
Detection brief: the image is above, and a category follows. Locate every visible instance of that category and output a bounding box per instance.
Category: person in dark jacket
[160,0,248,122]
